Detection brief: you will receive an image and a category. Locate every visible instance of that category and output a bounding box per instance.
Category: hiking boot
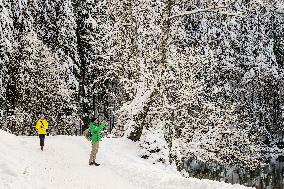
[89,162,94,166]
[94,162,100,166]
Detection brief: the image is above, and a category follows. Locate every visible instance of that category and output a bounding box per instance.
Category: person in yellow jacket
[35,113,49,151]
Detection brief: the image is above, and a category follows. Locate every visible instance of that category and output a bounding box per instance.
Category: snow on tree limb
[168,5,244,20]
[168,5,229,20]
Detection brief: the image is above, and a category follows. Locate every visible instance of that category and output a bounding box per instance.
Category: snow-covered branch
[168,5,229,20]
[168,5,243,20]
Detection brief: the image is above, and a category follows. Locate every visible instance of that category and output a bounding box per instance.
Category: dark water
[184,157,284,189]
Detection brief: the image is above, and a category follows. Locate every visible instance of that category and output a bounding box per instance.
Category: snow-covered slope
[0,130,252,189]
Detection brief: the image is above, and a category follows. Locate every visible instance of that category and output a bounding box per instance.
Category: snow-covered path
[0,130,252,189]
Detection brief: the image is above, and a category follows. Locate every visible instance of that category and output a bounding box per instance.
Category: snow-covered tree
[110,0,284,170]
[1,0,79,135]
[0,0,14,127]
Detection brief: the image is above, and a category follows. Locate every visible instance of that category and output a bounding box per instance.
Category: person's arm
[95,123,105,133]
[35,121,40,130]
[45,120,49,135]
[45,120,48,129]
[92,123,105,133]
[99,123,105,131]
[89,123,95,134]
[93,126,100,133]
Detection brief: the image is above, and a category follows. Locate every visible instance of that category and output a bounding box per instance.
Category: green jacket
[89,122,105,143]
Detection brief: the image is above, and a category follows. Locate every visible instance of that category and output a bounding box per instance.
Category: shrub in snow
[138,127,170,165]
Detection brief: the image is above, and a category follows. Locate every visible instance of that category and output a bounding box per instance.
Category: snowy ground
[0,130,253,189]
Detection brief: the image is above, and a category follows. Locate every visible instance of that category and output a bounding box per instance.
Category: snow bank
[0,130,31,189]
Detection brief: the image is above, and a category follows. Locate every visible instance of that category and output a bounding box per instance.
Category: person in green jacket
[89,117,105,166]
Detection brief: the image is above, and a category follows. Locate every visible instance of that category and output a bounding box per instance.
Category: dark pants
[39,134,45,147]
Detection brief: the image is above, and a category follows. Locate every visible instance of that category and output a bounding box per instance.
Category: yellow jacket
[36,119,49,135]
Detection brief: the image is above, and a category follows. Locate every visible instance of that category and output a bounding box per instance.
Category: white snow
[0,129,252,189]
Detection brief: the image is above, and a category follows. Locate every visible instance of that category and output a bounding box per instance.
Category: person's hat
[38,113,44,118]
